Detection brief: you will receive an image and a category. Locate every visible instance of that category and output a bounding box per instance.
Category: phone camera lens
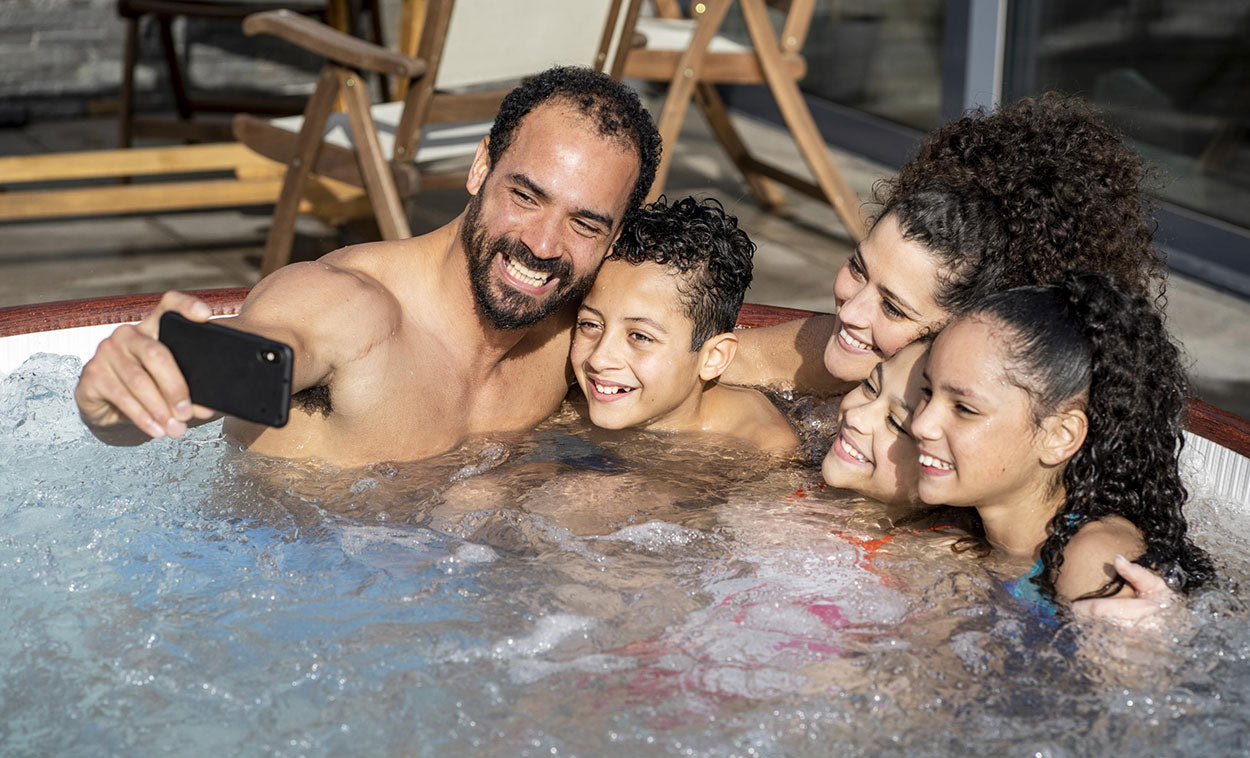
[261,351,277,364]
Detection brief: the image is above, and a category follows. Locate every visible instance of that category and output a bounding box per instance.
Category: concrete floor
[1,108,1248,418]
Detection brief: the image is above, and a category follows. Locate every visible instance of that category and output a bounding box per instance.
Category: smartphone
[158,312,293,427]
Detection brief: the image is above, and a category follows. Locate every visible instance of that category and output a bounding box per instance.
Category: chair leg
[336,68,411,241]
[261,67,342,276]
[119,16,139,150]
[693,82,786,209]
[365,0,391,102]
[741,0,865,240]
[646,0,732,202]
[157,16,194,126]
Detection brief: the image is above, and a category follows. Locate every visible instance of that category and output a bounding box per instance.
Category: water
[2,352,1249,756]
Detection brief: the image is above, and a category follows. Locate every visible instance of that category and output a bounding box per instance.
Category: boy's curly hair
[877,93,1164,315]
[610,196,756,350]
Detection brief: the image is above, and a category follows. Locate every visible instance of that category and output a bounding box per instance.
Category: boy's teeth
[594,382,632,395]
[840,327,872,351]
[919,453,954,471]
[506,256,551,287]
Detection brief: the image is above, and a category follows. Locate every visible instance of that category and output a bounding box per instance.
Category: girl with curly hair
[909,272,1213,605]
[727,93,1164,396]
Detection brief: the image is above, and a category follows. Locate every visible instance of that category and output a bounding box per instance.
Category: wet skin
[823,213,948,384]
[571,259,797,453]
[74,102,640,465]
[722,212,948,397]
[912,316,1147,602]
[822,340,928,506]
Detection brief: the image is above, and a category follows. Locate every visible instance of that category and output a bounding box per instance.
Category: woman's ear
[1038,406,1088,466]
[466,136,491,195]
[697,332,739,381]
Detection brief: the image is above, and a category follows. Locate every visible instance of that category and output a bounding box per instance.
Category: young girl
[910,272,1213,603]
[822,340,928,507]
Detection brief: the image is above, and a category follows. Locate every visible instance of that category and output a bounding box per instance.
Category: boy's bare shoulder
[709,383,799,454]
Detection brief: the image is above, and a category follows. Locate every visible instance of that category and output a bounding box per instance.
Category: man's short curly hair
[488,66,661,222]
[610,196,756,351]
[876,93,1163,315]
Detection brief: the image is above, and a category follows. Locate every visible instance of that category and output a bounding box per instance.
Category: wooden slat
[0,142,273,184]
[243,10,427,78]
[0,176,363,222]
[621,50,805,84]
[232,114,422,196]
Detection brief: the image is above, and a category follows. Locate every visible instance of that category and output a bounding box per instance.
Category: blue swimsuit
[1004,559,1056,616]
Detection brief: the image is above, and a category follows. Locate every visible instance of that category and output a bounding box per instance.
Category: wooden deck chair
[615,0,867,240]
[233,0,632,275]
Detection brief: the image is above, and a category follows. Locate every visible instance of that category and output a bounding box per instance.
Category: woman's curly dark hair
[610,196,755,350]
[878,93,1164,315]
[966,272,1213,602]
[488,66,661,223]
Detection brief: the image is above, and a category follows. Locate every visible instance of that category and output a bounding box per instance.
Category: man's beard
[460,190,597,330]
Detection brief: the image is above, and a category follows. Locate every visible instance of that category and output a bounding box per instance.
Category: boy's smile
[571,260,705,431]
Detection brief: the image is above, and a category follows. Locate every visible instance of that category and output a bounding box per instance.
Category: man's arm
[722,314,847,396]
[74,259,395,444]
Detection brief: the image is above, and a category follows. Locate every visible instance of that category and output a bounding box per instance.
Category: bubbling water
[1,353,1248,756]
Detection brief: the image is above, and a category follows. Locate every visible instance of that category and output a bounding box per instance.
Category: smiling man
[74,67,661,466]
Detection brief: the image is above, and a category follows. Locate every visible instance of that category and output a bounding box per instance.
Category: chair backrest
[434,0,630,89]
[392,0,632,164]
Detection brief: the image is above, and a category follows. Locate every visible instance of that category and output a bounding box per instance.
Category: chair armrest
[242,10,427,79]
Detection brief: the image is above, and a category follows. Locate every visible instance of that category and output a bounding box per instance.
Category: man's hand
[1070,554,1181,625]
[74,291,218,443]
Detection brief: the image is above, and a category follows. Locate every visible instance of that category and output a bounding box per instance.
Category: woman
[725,93,1164,395]
[911,272,1213,604]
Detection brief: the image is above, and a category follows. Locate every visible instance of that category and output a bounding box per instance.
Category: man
[74,67,662,466]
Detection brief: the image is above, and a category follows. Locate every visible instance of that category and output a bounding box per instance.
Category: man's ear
[466,136,491,195]
[697,332,739,382]
[1038,406,1088,466]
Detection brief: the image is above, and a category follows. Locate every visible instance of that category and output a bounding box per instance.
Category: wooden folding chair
[616,0,867,240]
[233,0,631,275]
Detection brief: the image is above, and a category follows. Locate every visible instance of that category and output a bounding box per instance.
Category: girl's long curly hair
[966,272,1213,601]
[877,93,1165,315]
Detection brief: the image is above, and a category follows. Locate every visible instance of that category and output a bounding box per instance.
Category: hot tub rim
[3,288,1247,458]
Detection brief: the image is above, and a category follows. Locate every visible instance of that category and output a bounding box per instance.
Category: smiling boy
[570,197,798,454]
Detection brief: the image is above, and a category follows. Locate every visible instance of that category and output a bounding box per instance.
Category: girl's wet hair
[877,94,1164,316]
[967,272,1213,601]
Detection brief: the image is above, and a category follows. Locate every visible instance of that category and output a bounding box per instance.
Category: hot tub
[1,290,1248,755]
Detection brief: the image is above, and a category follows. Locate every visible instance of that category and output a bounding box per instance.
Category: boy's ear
[466,136,491,195]
[697,332,738,382]
[1037,406,1087,466]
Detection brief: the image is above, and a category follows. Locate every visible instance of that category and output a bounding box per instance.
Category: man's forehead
[509,100,636,162]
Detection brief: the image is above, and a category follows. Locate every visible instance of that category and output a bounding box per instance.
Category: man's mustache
[490,236,572,281]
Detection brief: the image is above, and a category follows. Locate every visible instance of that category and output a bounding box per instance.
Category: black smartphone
[158,312,293,427]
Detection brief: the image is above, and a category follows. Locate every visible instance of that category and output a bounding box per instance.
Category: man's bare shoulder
[245,257,396,323]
